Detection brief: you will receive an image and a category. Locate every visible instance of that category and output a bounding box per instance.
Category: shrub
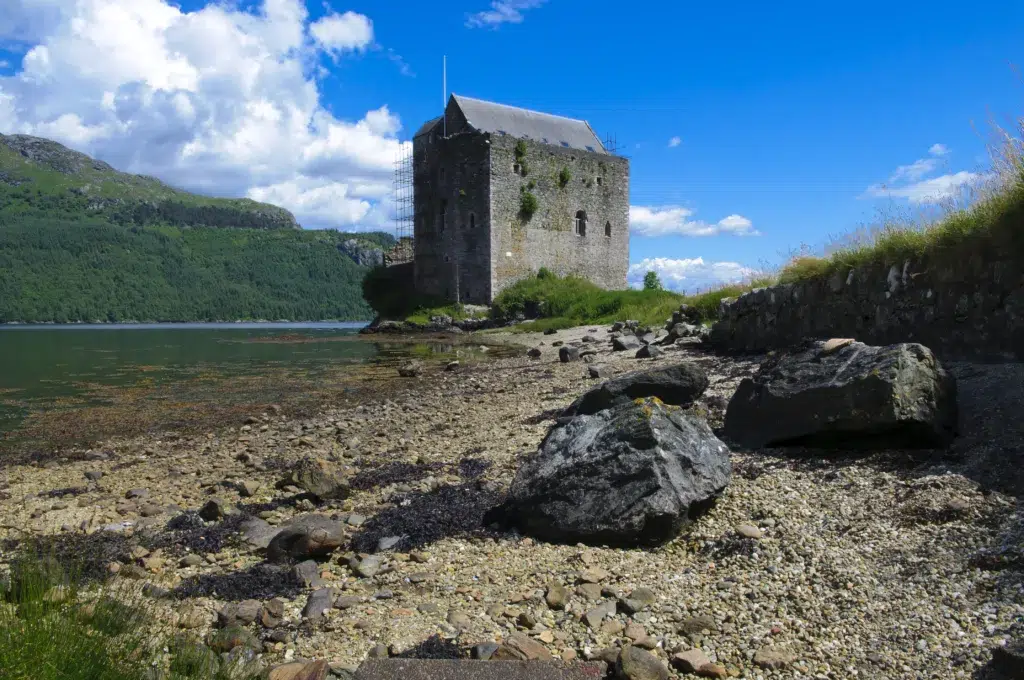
[536,266,555,279]
[558,167,572,188]
[520,192,539,220]
[514,139,527,160]
[642,271,662,291]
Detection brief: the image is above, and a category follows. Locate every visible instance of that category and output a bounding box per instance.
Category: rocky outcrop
[490,397,731,546]
[563,364,709,417]
[337,239,384,267]
[724,339,958,449]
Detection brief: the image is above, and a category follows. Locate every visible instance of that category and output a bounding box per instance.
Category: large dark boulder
[724,340,957,449]
[489,398,731,547]
[564,364,709,417]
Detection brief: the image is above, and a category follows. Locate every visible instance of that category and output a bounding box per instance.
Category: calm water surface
[0,323,511,456]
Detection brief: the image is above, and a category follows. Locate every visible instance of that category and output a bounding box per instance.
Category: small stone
[293,560,324,588]
[367,643,389,659]
[84,470,103,481]
[617,645,668,680]
[517,611,538,629]
[239,480,262,497]
[582,600,617,629]
[350,555,381,578]
[472,642,500,660]
[303,588,335,622]
[447,610,471,629]
[179,554,203,568]
[753,647,795,669]
[545,582,569,610]
[198,498,234,522]
[577,583,603,600]
[588,365,606,379]
[410,550,430,563]
[600,619,624,635]
[492,632,553,661]
[235,599,261,625]
[625,622,647,640]
[620,587,656,614]
[677,615,717,635]
[559,346,580,363]
[125,488,148,499]
[347,514,367,527]
[335,595,362,610]
[736,523,763,539]
[672,649,711,673]
[697,664,727,679]
[527,348,542,359]
[580,567,609,584]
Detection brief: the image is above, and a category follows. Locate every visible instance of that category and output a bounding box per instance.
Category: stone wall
[709,245,1024,360]
[412,124,493,304]
[489,135,630,298]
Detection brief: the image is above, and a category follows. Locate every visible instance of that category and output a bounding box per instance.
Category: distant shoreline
[0,320,371,330]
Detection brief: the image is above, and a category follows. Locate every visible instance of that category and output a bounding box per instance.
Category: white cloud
[0,0,406,230]
[309,10,373,54]
[863,145,987,205]
[864,171,987,204]
[668,136,681,148]
[466,0,547,28]
[627,257,756,293]
[629,205,758,237]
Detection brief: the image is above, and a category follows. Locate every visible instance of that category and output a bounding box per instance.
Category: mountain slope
[0,134,299,230]
[0,134,396,323]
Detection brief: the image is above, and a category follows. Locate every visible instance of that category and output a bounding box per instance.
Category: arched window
[439,200,447,233]
[574,210,587,236]
[469,213,476,229]
[605,221,612,237]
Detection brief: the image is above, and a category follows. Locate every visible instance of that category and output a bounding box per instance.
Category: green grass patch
[0,554,261,680]
[776,116,1024,284]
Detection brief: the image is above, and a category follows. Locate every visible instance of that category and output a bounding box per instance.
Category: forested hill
[0,134,299,230]
[0,134,396,323]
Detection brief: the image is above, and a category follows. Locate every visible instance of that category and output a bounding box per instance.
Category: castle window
[440,167,445,182]
[513,162,521,174]
[439,199,447,232]
[444,255,450,263]
[605,221,612,237]
[574,210,587,237]
[469,213,476,229]
[596,177,603,186]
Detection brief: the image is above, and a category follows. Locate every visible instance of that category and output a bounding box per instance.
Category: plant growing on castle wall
[527,180,536,191]
[520,191,539,220]
[558,166,572,189]
[514,139,528,160]
[519,161,530,176]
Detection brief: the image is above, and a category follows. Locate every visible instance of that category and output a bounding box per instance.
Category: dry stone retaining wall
[709,248,1024,360]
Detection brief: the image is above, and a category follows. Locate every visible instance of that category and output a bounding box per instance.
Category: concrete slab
[354,659,608,680]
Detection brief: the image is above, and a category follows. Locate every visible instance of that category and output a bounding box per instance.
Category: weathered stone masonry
[709,245,1024,360]
[412,95,629,304]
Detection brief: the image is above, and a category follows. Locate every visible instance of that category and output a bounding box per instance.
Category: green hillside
[0,134,299,229]
[0,134,395,323]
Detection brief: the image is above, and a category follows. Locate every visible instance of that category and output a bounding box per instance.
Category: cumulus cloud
[667,136,681,148]
[310,10,373,54]
[0,0,408,230]
[466,0,547,28]
[629,206,758,237]
[627,257,756,293]
[862,144,987,205]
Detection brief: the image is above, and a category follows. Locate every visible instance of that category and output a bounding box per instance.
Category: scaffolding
[390,142,414,263]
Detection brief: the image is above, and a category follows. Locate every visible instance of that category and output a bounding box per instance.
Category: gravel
[0,326,1021,677]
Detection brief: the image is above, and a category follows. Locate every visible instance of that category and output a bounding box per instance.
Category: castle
[412,94,630,304]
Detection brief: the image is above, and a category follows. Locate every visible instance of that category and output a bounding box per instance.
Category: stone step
[354,659,608,680]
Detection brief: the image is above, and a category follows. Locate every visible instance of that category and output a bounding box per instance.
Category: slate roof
[413,96,607,154]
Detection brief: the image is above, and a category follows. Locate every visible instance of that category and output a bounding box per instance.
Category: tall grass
[777,112,1024,284]
[0,555,262,680]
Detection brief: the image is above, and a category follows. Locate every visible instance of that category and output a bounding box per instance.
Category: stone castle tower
[412,94,630,304]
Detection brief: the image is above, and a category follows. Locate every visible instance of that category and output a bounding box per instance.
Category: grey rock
[335,595,362,610]
[724,340,957,449]
[266,514,347,563]
[198,498,235,522]
[588,365,606,379]
[239,517,278,550]
[397,364,421,378]
[377,535,403,551]
[612,336,641,352]
[752,647,795,669]
[559,346,580,363]
[303,588,336,622]
[992,636,1024,678]
[545,582,569,610]
[277,457,350,501]
[564,363,709,417]
[634,345,663,359]
[471,642,500,660]
[84,470,103,481]
[293,559,325,588]
[616,645,668,680]
[677,615,717,635]
[619,587,656,614]
[350,554,381,578]
[527,348,542,359]
[492,398,731,546]
[582,600,617,629]
[235,599,261,625]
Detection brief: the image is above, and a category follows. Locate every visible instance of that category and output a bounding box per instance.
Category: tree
[643,270,663,291]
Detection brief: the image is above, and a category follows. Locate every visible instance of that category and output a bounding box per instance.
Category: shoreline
[0,326,1021,676]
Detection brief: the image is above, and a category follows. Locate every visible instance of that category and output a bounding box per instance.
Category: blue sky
[1,0,1022,290]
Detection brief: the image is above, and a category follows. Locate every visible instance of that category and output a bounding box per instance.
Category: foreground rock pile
[0,327,1021,679]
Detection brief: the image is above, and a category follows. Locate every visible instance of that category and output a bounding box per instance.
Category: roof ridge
[451,94,592,126]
